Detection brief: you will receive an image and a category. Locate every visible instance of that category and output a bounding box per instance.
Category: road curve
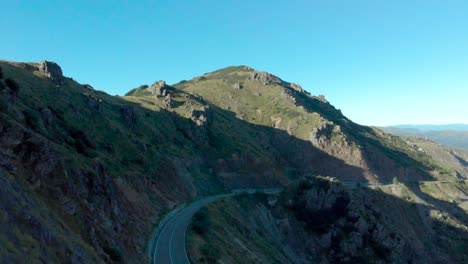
[152,189,283,264]
[150,181,466,263]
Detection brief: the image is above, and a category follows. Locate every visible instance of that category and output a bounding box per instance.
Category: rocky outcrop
[38,60,63,84]
[309,122,337,147]
[308,122,365,170]
[187,106,210,143]
[315,94,328,103]
[82,84,94,90]
[249,71,281,85]
[163,94,173,108]
[290,83,304,93]
[281,89,297,104]
[190,106,209,127]
[232,83,242,90]
[148,80,168,97]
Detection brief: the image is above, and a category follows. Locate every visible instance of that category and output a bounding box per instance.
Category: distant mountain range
[389,124,468,131]
[382,124,468,150]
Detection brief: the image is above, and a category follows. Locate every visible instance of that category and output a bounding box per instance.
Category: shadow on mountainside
[276,91,439,182]
[0,61,463,263]
[188,178,468,263]
[292,181,468,263]
[189,178,468,263]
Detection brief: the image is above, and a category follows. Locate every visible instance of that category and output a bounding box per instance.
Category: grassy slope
[0,61,213,262]
[174,66,456,182]
[0,61,464,262]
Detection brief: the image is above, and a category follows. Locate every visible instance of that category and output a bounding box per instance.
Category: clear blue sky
[1,0,467,126]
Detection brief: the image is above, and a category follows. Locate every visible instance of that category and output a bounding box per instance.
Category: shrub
[5,78,19,94]
[200,244,220,262]
[103,246,122,262]
[253,191,268,203]
[0,66,3,79]
[67,127,95,156]
[22,110,41,130]
[191,207,210,235]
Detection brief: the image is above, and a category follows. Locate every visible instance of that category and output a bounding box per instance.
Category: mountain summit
[0,60,466,263]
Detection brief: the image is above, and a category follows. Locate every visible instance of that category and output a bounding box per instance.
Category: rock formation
[163,94,173,108]
[249,71,281,85]
[232,83,242,90]
[38,60,63,84]
[148,80,168,97]
[290,83,304,93]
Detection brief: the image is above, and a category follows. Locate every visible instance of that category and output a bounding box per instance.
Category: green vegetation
[5,78,19,94]
[191,207,210,235]
[103,246,122,262]
[125,84,150,96]
[187,197,290,264]
[1,60,466,263]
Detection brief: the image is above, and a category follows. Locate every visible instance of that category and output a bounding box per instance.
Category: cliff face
[188,178,468,263]
[0,60,463,263]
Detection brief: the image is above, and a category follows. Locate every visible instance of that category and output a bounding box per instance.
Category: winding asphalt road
[150,180,466,263]
[151,189,283,264]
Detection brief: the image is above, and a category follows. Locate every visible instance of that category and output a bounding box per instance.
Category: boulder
[39,60,63,84]
[233,83,242,90]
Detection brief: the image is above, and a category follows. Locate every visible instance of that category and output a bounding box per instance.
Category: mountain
[0,60,466,263]
[390,124,468,131]
[382,125,468,150]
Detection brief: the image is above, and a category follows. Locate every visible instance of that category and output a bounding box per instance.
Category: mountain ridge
[0,59,466,263]
[386,124,468,131]
[382,125,468,150]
